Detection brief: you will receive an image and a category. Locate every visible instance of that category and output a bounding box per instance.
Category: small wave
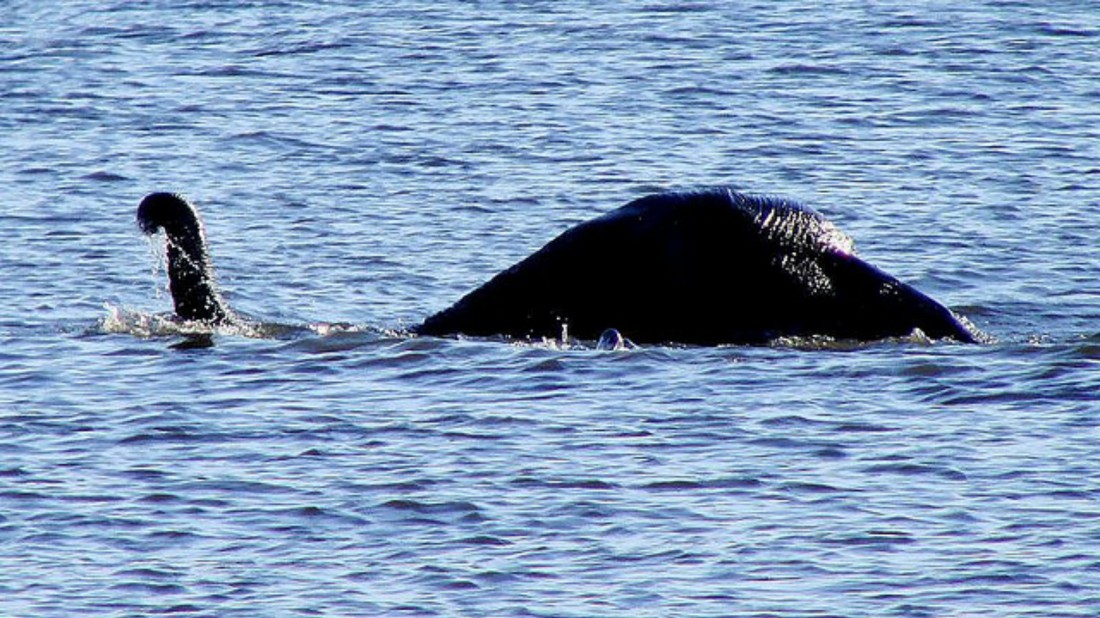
[458,535,512,547]
[642,477,763,491]
[379,499,482,516]
[252,40,351,58]
[98,304,203,339]
[82,170,129,182]
[768,63,850,76]
[769,326,983,349]
[823,529,916,547]
[861,462,968,481]
[1034,23,1097,38]
[108,581,187,595]
[98,303,366,342]
[510,477,619,491]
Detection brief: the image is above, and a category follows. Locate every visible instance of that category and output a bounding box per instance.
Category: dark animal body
[136,188,981,345]
[137,192,232,324]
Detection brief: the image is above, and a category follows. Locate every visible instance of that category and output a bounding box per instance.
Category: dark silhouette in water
[137,192,233,325]
[136,189,981,345]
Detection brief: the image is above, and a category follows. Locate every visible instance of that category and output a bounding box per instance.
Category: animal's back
[416,188,948,344]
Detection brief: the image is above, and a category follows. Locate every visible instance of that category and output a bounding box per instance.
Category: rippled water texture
[2,1,1098,616]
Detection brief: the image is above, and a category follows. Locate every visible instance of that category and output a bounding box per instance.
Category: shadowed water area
[1,1,1098,616]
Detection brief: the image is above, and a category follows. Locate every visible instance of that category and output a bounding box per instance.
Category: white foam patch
[99,303,395,343]
[99,303,208,338]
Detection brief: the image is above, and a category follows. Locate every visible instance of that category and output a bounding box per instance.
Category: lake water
[2,1,1098,616]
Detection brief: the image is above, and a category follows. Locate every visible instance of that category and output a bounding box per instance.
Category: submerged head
[596,328,638,351]
[136,192,231,324]
[137,192,203,236]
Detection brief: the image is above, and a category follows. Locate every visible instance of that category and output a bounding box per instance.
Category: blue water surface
[1,1,1098,616]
